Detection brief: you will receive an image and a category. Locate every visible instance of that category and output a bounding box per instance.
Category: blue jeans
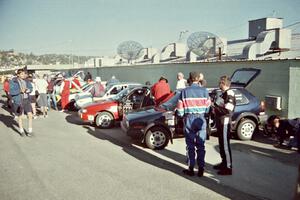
[47,93,57,110]
[184,114,207,169]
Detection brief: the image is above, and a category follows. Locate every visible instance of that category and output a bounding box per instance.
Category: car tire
[237,119,256,140]
[145,126,169,150]
[95,112,114,129]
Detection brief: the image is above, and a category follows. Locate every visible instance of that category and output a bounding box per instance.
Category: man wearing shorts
[9,69,33,136]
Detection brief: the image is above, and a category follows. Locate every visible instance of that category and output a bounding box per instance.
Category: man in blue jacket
[176,71,211,177]
[10,69,33,136]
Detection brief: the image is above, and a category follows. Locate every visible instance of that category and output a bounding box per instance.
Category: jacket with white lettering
[176,83,211,117]
[214,89,236,117]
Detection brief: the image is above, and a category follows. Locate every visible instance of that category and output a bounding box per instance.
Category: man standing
[176,72,187,90]
[35,74,49,118]
[151,76,171,105]
[9,69,33,136]
[84,72,92,82]
[176,72,211,177]
[213,76,236,175]
[60,75,70,112]
[90,77,105,98]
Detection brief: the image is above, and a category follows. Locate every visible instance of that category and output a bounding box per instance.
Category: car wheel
[145,127,169,150]
[237,119,256,140]
[95,112,114,129]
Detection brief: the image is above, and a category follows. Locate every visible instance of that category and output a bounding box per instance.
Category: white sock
[19,128,24,133]
[28,128,32,133]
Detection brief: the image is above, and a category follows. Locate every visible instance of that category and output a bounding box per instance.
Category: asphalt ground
[0,93,299,200]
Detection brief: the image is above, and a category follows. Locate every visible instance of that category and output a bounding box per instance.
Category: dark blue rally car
[121,68,268,150]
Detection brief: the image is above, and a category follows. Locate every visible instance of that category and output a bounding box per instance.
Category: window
[233,89,249,105]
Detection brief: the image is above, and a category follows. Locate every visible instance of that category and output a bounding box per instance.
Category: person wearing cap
[59,75,71,112]
[176,72,187,90]
[151,76,171,105]
[90,77,105,98]
[176,71,211,177]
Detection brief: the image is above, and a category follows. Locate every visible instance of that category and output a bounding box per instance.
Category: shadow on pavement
[83,125,259,200]
[214,142,300,167]
[65,111,89,126]
[0,113,21,136]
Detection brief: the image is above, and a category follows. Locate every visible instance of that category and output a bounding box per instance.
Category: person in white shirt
[28,75,37,119]
[176,72,187,90]
[35,74,49,117]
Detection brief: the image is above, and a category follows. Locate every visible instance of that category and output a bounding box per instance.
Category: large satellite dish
[117,41,143,63]
[187,32,224,59]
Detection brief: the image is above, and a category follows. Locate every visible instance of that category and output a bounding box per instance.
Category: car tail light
[260,101,266,113]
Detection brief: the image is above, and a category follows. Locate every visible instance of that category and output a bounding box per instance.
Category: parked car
[78,85,163,129]
[56,81,95,110]
[121,68,268,150]
[75,82,143,109]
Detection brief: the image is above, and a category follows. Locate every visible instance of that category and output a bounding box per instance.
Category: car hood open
[230,68,261,88]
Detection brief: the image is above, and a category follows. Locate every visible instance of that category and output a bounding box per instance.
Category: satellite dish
[187,32,224,59]
[117,41,143,63]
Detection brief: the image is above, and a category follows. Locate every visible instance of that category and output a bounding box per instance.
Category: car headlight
[162,111,174,120]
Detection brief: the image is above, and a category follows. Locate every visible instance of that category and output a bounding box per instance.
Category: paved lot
[0,95,299,200]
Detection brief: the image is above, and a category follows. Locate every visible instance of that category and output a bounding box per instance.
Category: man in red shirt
[60,76,70,112]
[151,76,171,105]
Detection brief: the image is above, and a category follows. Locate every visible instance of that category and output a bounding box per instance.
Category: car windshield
[83,84,93,92]
[159,92,181,111]
[112,87,132,100]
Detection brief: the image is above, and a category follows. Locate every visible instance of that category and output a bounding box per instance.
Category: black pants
[5,91,12,108]
[216,116,232,169]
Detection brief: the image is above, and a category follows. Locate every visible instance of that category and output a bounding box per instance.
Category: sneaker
[33,115,38,119]
[59,110,65,112]
[198,168,204,177]
[27,128,33,137]
[44,115,48,118]
[182,168,195,176]
[217,168,232,176]
[19,128,25,137]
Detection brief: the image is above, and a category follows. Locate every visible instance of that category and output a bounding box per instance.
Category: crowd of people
[1,69,110,136]
[1,69,299,178]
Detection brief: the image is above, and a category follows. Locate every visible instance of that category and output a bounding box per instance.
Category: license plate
[88,115,94,121]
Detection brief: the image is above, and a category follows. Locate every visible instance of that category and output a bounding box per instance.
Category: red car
[79,86,165,128]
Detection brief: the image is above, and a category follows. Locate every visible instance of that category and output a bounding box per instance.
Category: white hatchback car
[75,82,142,109]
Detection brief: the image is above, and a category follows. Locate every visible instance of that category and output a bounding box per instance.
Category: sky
[0,0,300,56]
